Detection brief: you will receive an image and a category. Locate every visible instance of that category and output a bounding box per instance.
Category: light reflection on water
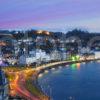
[38,62,100,100]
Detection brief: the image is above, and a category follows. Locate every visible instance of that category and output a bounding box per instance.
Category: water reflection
[76,63,81,69]
[71,63,81,70]
[71,64,76,70]
[38,62,100,100]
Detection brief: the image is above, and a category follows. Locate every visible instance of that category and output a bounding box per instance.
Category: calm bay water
[38,62,100,100]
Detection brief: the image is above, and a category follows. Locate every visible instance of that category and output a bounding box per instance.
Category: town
[0,29,100,99]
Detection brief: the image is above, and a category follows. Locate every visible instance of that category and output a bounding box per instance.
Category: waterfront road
[6,58,100,100]
[9,71,39,100]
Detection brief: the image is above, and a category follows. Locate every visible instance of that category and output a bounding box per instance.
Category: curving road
[9,72,39,100]
[7,59,100,100]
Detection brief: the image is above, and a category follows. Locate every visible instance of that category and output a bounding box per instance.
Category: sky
[0,0,100,32]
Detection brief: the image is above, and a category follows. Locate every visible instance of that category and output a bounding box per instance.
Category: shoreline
[27,59,100,100]
[36,59,100,75]
[4,58,100,100]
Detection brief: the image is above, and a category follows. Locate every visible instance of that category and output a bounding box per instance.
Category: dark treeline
[0,29,100,46]
[0,28,100,39]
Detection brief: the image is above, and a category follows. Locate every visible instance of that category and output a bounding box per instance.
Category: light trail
[6,58,100,100]
[9,71,39,100]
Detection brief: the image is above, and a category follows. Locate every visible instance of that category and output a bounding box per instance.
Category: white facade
[26,57,36,64]
[7,58,17,65]
[95,51,100,59]
[80,47,91,54]
[36,49,46,60]
[50,50,61,61]
[35,49,51,63]
[19,49,64,65]
[19,49,50,65]
[19,55,36,65]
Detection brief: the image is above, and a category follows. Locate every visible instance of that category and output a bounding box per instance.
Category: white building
[80,47,91,54]
[94,51,100,59]
[19,55,36,65]
[6,58,17,65]
[19,49,50,65]
[50,50,61,61]
[19,49,64,65]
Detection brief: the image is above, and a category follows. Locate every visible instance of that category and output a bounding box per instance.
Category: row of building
[0,32,100,66]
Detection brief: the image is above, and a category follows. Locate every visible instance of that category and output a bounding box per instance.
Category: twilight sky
[0,0,100,32]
